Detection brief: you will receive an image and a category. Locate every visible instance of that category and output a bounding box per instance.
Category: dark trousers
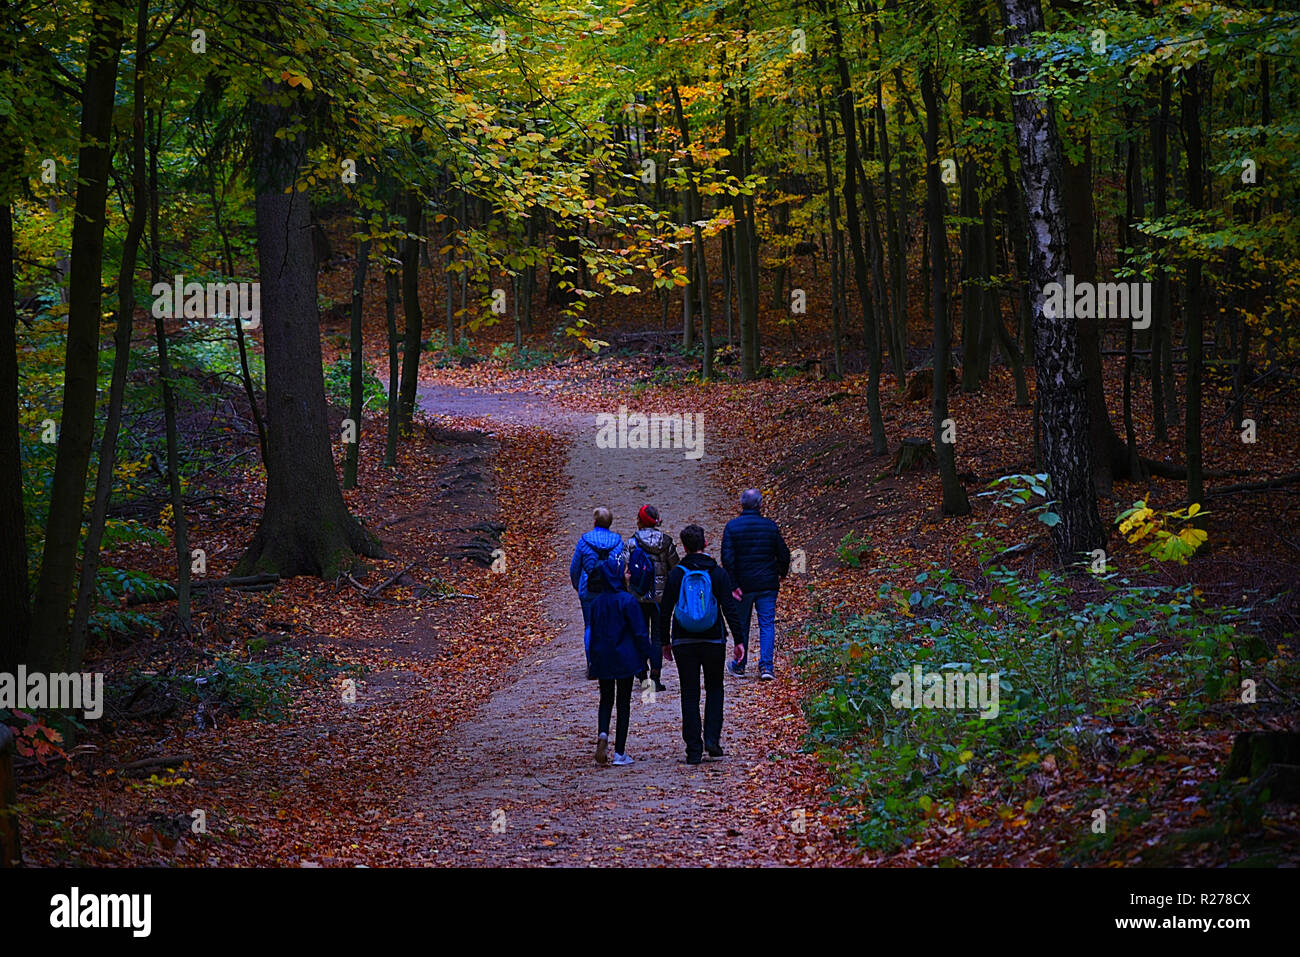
[636,602,663,680]
[673,641,724,759]
[598,676,634,754]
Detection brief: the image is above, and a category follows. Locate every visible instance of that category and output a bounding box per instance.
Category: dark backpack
[590,539,622,568]
[627,543,656,598]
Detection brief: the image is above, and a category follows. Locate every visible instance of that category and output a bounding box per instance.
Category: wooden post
[0,724,20,866]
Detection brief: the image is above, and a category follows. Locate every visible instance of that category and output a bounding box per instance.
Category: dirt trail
[405,385,796,866]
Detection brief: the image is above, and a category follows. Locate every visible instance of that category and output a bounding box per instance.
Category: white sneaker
[596,732,608,765]
[612,752,634,766]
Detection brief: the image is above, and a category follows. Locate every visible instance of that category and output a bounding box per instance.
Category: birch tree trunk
[999,0,1105,562]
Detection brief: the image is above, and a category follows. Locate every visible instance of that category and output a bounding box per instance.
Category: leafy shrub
[95,566,176,605]
[152,650,355,722]
[169,320,265,390]
[836,531,872,567]
[979,473,1060,528]
[1116,500,1209,563]
[801,562,1266,852]
[88,609,160,642]
[432,340,482,368]
[323,356,386,411]
[490,341,558,369]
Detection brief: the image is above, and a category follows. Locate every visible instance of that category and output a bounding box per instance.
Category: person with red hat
[621,504,679,692]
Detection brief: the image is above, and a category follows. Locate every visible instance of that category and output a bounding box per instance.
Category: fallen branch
[1205,472,1300,497]
[991,540,1040,563]
[191,573,280,591]
[1139,458,1239,480]
[116,754,191,774]
[365,557,423,597]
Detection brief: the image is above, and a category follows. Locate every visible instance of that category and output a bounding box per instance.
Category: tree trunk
[149,108,190,629]
[1150,73,1178,442]
[718,226,731,349]
[1181,65,1206,508]
[343,236,369,489]
[669,81,712,378]
[444,195,456,344]
[397,191,423,434]
[236,80,382,579]
[384,267,400,469]
[920,64,971,516]
[1000,140,1035,366]
[1121,106,1145,480]
[726,97,756,380]
[999,0,1105,562]
[0,206,28,675]
[829,4,886,453]
[816,96,845,377]
[874,72,908,380]
[1063,136,1131,492]
[204,122,267,463]
[29,6,124,672]
[71,0,151,663]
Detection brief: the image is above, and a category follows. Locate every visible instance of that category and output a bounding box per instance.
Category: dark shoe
[705,741,724,758]
[760,669,775,681]
[726,661,745,678]
[653,673,667,692]
[686,753,703,765]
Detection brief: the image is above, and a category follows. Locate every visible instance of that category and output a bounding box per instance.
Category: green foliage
[801,563,1267,852]
[148,650,355,723]
[979,473,1060,528]
[489,341,559,369]
[835,531,872,567]
[168,321,265,391]
[1117,500,1209,564]
[88,608,160,642]
[100,519,169,550]
[95,566,176,606]
[432,340,482,368]
[323,356,385,411]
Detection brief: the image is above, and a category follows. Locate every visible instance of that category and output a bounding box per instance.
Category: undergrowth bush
[800,560,1274,852]
[323,356,386,411]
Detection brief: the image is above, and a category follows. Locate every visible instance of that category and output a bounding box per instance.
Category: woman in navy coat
[586,556,652,765]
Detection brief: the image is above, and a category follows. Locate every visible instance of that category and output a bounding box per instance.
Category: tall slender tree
[999,0,1104,561]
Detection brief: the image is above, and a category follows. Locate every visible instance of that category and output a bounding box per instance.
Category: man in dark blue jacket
[570,507,626,677]
[658,524,745,765]
[721,488,791,681]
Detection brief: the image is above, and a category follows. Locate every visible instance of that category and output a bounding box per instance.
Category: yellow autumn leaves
[1116,500,1208,564]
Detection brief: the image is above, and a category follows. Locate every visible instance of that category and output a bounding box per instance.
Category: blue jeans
[736,590,778,672]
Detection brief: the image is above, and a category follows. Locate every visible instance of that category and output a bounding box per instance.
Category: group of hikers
[568,489,792,766]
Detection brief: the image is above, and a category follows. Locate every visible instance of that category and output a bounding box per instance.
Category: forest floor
[395,386,836,866]
[14,250,1300,867]
[17,367,846,867]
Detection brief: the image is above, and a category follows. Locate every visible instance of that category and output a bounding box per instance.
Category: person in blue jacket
[721,488,791,681]
[569,507,626,677]
[586,556,652,766]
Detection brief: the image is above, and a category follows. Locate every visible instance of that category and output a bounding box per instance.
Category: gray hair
[740,488,762,510]
[593,507,613,528]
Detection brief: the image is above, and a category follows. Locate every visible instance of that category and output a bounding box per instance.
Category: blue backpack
[628,543,656,599]
[674,568,718,631]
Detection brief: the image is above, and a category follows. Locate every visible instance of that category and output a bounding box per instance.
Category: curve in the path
[406,385,786,866]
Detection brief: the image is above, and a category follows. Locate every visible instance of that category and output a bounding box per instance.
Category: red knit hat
[637,505,660,527]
